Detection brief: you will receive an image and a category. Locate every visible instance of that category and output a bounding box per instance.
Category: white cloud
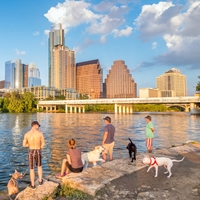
[86,5,128,35]
[112,26,133,37]
[44,30,50,35]
[135,1,200,69]
[93,0,114,12]
[41,42,45,46]
[44,0,101,32]
[44,0,131,52]
[33,31,39,36]
[152,42,157,50]
[16,49,25,55]
[134,1,183,42]
[73,38,95,53]
[100,35,107,43]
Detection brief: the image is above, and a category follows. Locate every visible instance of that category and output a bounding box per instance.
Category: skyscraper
[5,59,28,89]
[28,63,41,87]
[76,59,103,99]
[105,60,137,98]
[156,68,187,97]
[48,23,76,89]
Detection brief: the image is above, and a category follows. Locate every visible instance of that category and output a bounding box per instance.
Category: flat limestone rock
[102,157,145,174]
[62,166,123,196]
[15,180,58,200]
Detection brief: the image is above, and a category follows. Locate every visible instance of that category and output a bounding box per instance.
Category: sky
[0,0,199,96]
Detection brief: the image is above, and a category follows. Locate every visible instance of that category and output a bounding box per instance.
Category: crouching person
[57,139,83,178]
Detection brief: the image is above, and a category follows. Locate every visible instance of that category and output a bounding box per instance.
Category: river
[0,112,199,195]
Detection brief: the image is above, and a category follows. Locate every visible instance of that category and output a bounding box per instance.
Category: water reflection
[0,112,200,193]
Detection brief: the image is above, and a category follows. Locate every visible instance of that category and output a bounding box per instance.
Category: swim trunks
[146,138,153,147]
[28,149,42,169]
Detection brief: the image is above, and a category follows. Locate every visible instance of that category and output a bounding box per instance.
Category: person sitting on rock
[56,138,83,177]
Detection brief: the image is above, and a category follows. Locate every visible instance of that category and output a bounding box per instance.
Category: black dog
[126,138,137,162]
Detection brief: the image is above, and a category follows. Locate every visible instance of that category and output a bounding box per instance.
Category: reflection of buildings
[28,63,41,87]
[156,68,187,97]
[10,86,77,100]
[105,60,137,98]
[48,23,76,89]
[5,59,28,89]
[76,59,103,99]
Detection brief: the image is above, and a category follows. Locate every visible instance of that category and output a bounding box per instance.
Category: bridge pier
[123,106,125,114]
[130,106,132,113]
[115,104,117,113]
[119,105,122,114]
[190,103,200,114]
[65,105,68,113]
[126,107,129,113]
[114,104,132,114]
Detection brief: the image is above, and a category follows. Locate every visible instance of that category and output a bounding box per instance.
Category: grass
[43,184,94,200]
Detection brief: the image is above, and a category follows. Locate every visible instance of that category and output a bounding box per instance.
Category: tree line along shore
[0,92,181,113]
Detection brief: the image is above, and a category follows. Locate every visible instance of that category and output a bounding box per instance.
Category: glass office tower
[28,63,41,87]
[48,23,64,87]
[48,23,76,89]
[5,59,28,89]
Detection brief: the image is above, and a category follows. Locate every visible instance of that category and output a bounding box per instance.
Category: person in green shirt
[145,115,154,153]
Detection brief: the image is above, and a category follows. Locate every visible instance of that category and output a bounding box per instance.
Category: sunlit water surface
[0,112,200,195]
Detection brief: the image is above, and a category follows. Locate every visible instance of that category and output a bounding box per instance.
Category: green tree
[196,76,200,91]
[43,95,54,100]
[79,93,89,99]
[55,95,66,100]
[2,92,37,113]
[23,92,36,112]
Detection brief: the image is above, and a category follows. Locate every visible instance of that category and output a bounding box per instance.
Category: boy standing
[145,115,154,153]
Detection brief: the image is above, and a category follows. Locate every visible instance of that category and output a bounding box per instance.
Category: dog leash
[22,166,29,178]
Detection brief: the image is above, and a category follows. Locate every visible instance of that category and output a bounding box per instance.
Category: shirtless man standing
[23,121,45,189]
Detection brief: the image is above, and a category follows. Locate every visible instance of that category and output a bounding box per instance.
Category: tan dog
[7,170,22,199]
[81,146,105,169]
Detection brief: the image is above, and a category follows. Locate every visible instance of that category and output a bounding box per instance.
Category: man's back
[104,123,115,144]
[25,130,43,149]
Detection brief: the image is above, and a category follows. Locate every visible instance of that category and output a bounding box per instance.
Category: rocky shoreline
[0,142,199,200]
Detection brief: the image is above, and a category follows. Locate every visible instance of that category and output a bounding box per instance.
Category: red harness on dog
[149,156,158,166]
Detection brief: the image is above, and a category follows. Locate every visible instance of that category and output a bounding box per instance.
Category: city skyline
[0,0,200,96]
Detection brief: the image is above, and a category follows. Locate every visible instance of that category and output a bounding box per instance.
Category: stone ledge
[15,180,58,200]
[15,143,199,199]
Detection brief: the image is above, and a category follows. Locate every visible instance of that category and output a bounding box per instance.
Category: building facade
[28,63,41,87]
[156,68,187,97]
[139,88,161,98]
[10,86,77,100]
[48,23,76,89]
[76,59,103,99]
[105,60,137,98]
[0,80,5,89]
[5,59,28,89]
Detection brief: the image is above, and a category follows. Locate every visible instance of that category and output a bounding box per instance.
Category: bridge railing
[38,96,200,105]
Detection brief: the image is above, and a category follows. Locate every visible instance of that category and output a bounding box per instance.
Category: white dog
[81,146,105,169]
[142,156,185,178]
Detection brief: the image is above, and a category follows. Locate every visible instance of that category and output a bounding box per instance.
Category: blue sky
[0,0,199,96]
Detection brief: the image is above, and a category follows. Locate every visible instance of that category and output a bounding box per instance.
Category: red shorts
[146,138,153,147]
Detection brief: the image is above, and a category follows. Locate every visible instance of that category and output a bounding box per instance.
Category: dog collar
[149,156,158,166]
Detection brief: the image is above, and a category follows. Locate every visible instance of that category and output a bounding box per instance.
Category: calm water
[0,112,200,194]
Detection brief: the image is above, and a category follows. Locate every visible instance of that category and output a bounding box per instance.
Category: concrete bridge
[37,96,200,114]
